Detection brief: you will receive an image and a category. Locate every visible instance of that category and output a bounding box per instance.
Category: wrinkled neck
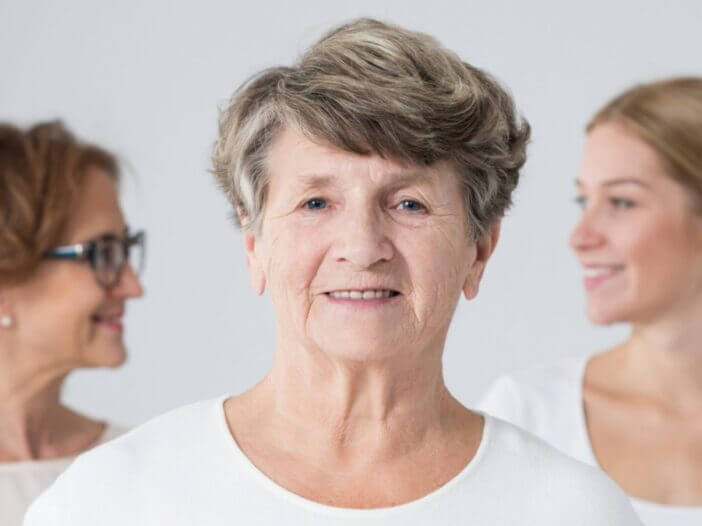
[255,336,458,461]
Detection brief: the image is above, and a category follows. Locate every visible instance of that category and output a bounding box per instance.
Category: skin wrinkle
[212,20,527,508]
[268,336,450,456]
[270,134,452,356]
[227,126,494,507]
[216,65,528,235]
[258,155,466,352]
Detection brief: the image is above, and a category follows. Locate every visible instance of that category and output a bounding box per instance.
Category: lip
[581,265,624,291]
[322,284,402,294]
[323,288,401,307]
[92,310,125,333]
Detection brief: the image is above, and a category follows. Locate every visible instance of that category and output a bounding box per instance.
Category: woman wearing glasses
[0,121,144,525]
[479,78,702,524]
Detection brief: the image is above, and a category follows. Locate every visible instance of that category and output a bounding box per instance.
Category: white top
[1,424,124,526]
[478,354,702,526]
[25,396,641,525]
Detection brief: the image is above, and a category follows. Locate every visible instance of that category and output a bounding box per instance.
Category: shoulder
[24,396,228,525]
[477,355,588,425]
[481,415,588,477]
[79,396,224,467]
[480,417,642,524]
[100,423,129,442]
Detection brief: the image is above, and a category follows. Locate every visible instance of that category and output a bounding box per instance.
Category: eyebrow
[297,170,432,190]
[296,174,334,190]
[84,227,129,241]
[575,177,651,189]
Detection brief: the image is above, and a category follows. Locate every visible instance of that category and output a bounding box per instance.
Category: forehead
[62,167,125,241]
[579,122,667,187]
[266,126,453,190]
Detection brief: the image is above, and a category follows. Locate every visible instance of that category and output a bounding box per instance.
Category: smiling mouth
[583,266,623,278]
[90,312,125,332]
[326,289,400,300]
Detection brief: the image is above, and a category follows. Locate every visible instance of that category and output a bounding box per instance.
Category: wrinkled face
[570,123,702,325]
[245,127,496,361]
[4,168,143,371]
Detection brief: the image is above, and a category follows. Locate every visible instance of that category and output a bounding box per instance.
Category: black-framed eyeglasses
[44,230,146,288]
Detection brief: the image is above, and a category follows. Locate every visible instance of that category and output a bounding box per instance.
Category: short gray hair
[213,18,530,238]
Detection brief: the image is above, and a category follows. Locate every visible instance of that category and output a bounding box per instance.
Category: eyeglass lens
[93,234,145,287]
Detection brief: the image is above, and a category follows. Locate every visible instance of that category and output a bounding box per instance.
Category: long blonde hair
[588,77,702,209]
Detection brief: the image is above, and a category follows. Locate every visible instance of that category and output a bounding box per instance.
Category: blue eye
[574,196,587,208]
[610,198,635,209]
[303,198,327,210]
[398,199,424,212]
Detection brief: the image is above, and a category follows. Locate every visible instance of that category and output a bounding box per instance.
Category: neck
[621,309,702,412]
[0,343,70,461]
[248,336,463,463]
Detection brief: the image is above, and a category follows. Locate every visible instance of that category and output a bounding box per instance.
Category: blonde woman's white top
[1,424,125,526]
[478,354,702,526]
[25,396,641,525]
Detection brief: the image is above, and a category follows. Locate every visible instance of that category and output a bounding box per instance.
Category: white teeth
[584,267,619,278]
[329,289,394,300]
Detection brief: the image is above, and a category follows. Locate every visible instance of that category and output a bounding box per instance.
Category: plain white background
[1,0,700,426]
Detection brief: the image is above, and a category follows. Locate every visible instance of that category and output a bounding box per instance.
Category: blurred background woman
[0,121,144,525]
[480,77,702,525]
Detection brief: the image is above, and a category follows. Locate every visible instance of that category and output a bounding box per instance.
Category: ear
[463,221,501,300]
[243,231,266,296]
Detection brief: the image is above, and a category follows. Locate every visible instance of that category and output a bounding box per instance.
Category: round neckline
[214,395,493,517]
[0,454,74,472]
[576,354,702,513]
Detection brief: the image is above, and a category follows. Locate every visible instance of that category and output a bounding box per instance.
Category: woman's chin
[310,331,409,362]
[85,344,128,368]
[586,302,628,326]
[322,347,400,362]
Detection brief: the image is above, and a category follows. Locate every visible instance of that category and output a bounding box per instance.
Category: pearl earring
[0,314,13,328]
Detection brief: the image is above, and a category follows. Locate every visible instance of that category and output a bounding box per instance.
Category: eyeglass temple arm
[44,243,89,260]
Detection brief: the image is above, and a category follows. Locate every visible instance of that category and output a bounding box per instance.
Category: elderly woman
[0,121,144,525]
[26,19,640,525]
[480,77,702,525]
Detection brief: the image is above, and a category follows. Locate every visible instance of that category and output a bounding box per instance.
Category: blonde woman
[480,77,702,525]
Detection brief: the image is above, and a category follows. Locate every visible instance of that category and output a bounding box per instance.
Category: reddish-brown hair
[0,121,119,285]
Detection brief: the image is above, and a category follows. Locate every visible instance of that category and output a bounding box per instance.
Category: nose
[111,262,144,298]
[332,207,394,269]
[569,208,605,253]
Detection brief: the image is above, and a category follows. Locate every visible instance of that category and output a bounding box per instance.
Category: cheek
[58,276,106,340]
[615,216,702,312]
[263,226,326,306]
[17,267,106,353]
[403,226,469,307]
[625,219,685,276]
